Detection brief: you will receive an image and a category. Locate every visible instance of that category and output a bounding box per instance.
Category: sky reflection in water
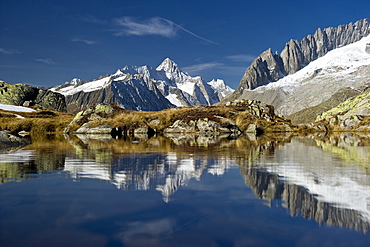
[0,133,370,247]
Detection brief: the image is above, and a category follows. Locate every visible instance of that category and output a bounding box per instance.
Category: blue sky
[0,0,369,89]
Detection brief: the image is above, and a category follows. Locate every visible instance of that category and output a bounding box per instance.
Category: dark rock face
[35,89,66,112]
[237,49,284,91]
[230,19,370,99]
[64,80,175,114]
[366,43,370,54]
[0,81,66,112]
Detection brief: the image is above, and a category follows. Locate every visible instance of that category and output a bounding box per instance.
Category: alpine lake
[1,132,370,247]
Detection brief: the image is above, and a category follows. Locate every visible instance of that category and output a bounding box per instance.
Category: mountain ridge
[222,19,370,120]
[225,18,370,102]
[51,58,234,113]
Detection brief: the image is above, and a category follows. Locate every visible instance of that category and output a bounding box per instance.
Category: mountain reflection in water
[1,132,370,245]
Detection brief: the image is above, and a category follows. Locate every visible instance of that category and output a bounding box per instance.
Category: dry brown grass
[0,109,74,136]
[100,105,259,133]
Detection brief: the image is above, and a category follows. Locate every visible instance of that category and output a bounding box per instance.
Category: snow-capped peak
[208,79,235,98]
[208,79,233,91]
[51,58,234,111]
[113,69,124,77]
[156,58,179,73]
[156,58,190,83]
[68,78,81,85]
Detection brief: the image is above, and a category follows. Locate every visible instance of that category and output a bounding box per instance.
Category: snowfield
[255,34,370,95]
[0,103,36,113]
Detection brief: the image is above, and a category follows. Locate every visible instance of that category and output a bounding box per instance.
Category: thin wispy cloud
[0,48,21,55]
[112,16,222,46]
[35,58,56,65]
[79,14,108,25]
[156,17,222,46]
[183,62,223,73]
[71,38,97,45]
[113,17,177,37]
[226,54,256,62]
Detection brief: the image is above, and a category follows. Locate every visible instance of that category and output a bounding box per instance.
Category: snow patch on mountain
[255,35,370,95]
[56,76,112,96]
[51,58,233,111]
[238,34,370,116]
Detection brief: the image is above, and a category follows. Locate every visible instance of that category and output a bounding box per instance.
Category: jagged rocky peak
[51,58,234,113]
[236,48,283,91]
[120,64,151,76]
[208,79,231,91]
[156,57,179,72]
[156,58,189,83]
[280,39,304,74]
[233,18,370,93]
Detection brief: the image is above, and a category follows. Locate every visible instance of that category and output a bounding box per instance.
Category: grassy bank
[0,109,74,136]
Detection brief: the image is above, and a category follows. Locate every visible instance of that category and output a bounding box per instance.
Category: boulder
[316,89,370,131]
[196,119,230,134]
[75,123,113,134]
[64,103,117,134]
[35,89,66,112]
[164,120,196,133]
[0,131,30,151]
[164,118,240,135]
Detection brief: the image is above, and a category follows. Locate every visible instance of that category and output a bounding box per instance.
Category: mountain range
[8,18,369,124]
[223,18,370,119]
[51,58,234,113]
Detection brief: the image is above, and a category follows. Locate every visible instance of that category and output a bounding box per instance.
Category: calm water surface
[1,133,370,247]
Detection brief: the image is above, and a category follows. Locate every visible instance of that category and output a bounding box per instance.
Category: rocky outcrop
[0,81,66,112]
[64,103,119,134]
[65,100,297,139]
[34,89,66,112]
[315,88,370,131]
[163,118,240,135]
[228,19,370,100]
[0,131,30,151]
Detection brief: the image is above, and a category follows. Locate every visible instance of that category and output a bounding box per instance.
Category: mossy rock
[0,81,66,112]
[95,103,114,114]
[317,90,370,121]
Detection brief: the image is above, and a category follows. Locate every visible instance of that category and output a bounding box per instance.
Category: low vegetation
[93,102,292,134]
[0,108,74,136]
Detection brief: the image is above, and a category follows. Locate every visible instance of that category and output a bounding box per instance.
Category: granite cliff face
[0,81,66,112]
[228,19,370,101]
